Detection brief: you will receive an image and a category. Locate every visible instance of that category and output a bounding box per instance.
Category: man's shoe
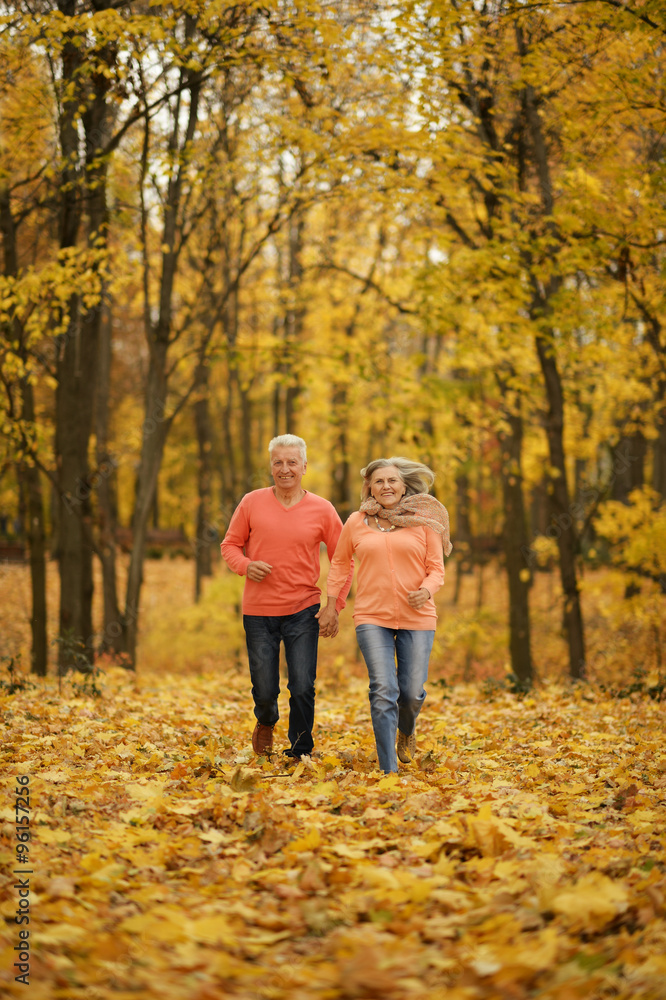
[252,723,274,755]
[283,749,302,764]
[397,729,416,764]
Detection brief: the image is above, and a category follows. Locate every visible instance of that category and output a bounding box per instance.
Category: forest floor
[1,557,665,998]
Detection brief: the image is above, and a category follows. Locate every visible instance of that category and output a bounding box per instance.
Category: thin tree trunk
[330,392,352,521]
[329,230,383,521]
[95,301,122,654]
[124,52,202,665]
[221,377,238,509]
[282,194,305,435]
[239,382,254,494]
[124,354,171,664]
[55,0,115,667]
[654,412,666,500]
[518,23,585,680]
[535,329,586,679]
[498,402,533,688]
[0,182,48,676]
[194,357,213,602]
[611,433,646,503]
[455,468,472,576]
[54,12,87,668]
[23,387,48,677]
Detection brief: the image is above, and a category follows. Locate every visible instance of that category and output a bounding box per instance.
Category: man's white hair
[268,434,307,462]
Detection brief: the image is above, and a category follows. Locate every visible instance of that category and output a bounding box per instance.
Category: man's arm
[221,497,273,581]
[321,515,356,625]
[220,500,252,576]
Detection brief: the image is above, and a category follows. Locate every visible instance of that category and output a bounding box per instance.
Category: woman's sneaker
[397,729,416,763]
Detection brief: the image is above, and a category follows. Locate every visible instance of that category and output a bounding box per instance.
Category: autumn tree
[0,36,54,674]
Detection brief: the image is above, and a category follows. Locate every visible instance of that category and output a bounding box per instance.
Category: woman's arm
[318,516,358,632]
[420,527,446,597]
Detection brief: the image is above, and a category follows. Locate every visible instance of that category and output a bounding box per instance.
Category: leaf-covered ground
[1,557,665,998]
[2,660,666,1000]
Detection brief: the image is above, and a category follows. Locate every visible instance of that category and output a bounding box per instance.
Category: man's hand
[407,588,430,609]
[315,604,339,638]
[247,561,273,581]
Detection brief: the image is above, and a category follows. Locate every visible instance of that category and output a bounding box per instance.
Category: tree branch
[312,262,417,315]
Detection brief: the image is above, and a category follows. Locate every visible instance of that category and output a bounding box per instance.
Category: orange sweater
[327,512,445,629]
[221,488,351,615]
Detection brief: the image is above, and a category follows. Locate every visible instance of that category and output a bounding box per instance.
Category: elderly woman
[318,457,452,773]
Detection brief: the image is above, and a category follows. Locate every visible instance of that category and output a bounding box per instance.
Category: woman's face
[369,465,406,508]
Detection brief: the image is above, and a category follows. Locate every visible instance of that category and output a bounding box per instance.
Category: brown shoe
[252,723,274,755]
[397,729,416,764]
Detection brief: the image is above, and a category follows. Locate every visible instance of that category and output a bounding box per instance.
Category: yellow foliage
[595,488,666,578]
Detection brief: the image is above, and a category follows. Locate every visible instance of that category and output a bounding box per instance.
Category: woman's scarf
[360,493,453,556]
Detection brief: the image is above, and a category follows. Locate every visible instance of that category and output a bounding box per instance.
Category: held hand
[247,561,273,582]
[407,588,431,609]
[315,606,339,638]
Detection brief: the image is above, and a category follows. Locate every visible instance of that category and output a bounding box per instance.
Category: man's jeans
[243,604,320,756]
[355,624,435,773]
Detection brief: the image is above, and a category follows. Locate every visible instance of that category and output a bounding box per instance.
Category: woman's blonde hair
[360,457,435,500]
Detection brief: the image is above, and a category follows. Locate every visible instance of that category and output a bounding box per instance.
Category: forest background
[1,0,666,688]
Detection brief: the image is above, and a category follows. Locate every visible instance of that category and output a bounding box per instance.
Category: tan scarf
[360,493,453,556]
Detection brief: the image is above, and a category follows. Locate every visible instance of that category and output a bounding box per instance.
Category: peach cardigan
[327,511,445,630]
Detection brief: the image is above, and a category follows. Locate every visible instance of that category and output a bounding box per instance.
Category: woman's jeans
[355,624,435,773]
[243,604,320,756]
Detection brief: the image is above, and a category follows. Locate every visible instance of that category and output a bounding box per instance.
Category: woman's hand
[316,601,339,638]
[407,588,431,609]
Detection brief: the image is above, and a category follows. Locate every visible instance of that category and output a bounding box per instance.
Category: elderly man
[221,435,350,761]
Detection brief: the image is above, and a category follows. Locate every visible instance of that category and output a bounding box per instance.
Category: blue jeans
[355,624,434,773]
[243,604,320,756]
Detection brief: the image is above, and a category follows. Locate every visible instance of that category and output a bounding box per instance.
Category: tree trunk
[611,433,647,503]
[95,301,122,655]
[239,379,254,494]
[498,403,533,688]
[282,198,305,435]
[124,55,202,665]
[330,390,352,521]
[124,354,171,664]
[518,24,586,680]
[0,181,48,676]
[535,329,586,679]
[455,469,472,567]
[221,377,238,510]
[54,10,88,669]
[22,387,48,677]
[654,412,666,500]
[55,1,115,668]
[194,358,213,602]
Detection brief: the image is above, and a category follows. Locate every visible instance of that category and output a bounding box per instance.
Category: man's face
[270,446,306,491]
